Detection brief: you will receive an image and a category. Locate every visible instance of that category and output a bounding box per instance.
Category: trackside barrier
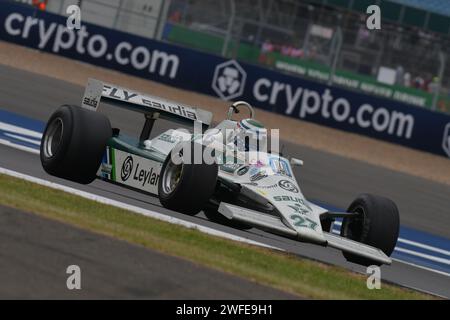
[1,1,450,158]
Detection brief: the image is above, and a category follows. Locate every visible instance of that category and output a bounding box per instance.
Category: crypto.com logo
[443,123,450,158]
[212,60,247,100]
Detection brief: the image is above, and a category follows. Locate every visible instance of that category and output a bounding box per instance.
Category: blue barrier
[1,1,450,158]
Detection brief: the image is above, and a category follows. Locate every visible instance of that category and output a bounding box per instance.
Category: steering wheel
[227,101,255,121]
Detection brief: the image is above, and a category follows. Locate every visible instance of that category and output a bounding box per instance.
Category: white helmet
[234,118,267,152]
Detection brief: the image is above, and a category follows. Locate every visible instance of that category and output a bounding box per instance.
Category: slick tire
[158,142,218,215]
[40,105,112,184]
[340,193,400,266]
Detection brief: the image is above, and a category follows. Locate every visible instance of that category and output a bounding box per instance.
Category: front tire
[340,193,400,266]
[40,105,111,184]
[158,142,218,215]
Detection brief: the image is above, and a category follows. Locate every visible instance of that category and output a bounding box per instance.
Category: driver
[233,118,267,152]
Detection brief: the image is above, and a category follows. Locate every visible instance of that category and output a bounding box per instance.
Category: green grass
[0,173,433,299]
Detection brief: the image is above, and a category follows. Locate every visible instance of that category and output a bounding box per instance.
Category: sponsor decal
[82,97,99,109]
[249,167,268,182]
[237,166,249,176]
[269,157,292,178]
[242,182,277,189]
[257,183,277,189]
[3,11,179,79]
[288,203,310,215]
[257,189,268,196]
[278,180,299,193]
[249,159,265,168]
[242,182,258,186]
[218,154,246,174]
[253,81,415,140]
[212,60,247,100]
[115,151,162,194]
[121,156,133,181]
[132,163,159,186]
[273,195,312,210]
[290,214,318,230]
[158,133,179,144]
[100,163,112,175]
[220,163,241,174]
[102,85,198,121]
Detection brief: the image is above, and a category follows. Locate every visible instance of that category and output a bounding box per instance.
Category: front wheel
[158,142,218,215]
[340,193,400,266]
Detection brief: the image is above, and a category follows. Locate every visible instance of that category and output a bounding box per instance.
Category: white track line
[333,218,450,258]
[0,167,282,251]
[395,247,450,266]
[397,238,450,257]
[4,132,41,145]
[0,138,40,154]
[0,121,42,138]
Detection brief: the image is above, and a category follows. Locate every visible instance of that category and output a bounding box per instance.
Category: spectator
[259,39,274,65]
[168,10,182,23]
[290,47,304,58]
[281,45,292,56]
[413,76,424,89]
[403,72,411,87]
[261,39,274,54]
[428,77,439,94]
[355,16,370,47]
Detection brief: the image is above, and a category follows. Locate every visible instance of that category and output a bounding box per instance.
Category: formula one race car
[40,79,400,266]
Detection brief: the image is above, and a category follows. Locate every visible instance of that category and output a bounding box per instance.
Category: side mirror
[290,158,304,166]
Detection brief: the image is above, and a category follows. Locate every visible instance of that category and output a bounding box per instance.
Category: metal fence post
[156,0,171,40]
[328,27,342,86]
[113,0,123,29]
[222,0,236,57]
[432,51,446,111]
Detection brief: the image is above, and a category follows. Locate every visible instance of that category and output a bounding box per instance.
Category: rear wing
[81,78,213,127]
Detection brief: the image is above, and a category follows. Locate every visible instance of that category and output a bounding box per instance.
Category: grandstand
[17,0,450,113]
[166,0,450,113]
[391,0,450,17]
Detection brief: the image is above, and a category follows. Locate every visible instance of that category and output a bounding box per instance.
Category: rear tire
[40,105,111,184]
[340,193,400,266]
[158,142,218,215]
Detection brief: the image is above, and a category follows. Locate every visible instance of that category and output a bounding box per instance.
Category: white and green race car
[40,79,399,266]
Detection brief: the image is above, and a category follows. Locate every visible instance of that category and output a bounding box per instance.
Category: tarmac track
[0,204,297,299]
[0,65,449,298]
[0,65,448,237]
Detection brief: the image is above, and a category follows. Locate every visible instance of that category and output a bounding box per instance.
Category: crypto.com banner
[1,1,450,158]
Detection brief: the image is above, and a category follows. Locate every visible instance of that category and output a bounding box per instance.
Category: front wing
[218,202,392,265]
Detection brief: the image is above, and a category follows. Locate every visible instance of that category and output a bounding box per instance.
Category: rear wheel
[340,194,400,266]
[40,105,111,184]
[158,142,218,215]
